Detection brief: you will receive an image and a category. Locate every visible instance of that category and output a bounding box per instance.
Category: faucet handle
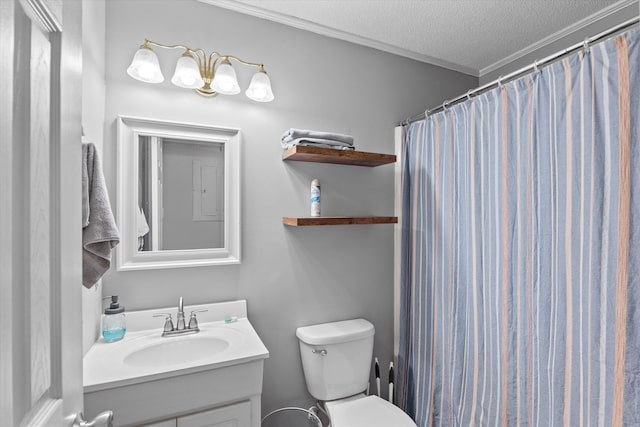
[152,313,174,332]
[188,309,208,330]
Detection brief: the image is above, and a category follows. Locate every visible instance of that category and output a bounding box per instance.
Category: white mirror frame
[116,115,241,270]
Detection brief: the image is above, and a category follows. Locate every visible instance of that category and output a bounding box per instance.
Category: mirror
[138,136,224,251]
[116,116,240,270]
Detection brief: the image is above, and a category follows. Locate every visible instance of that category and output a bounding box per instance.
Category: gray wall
[100,0,477,414]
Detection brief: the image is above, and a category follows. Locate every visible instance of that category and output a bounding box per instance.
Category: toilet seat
[324,394,416,427]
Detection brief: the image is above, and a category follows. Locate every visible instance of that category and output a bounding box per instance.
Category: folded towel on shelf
[281,128,354,146]
[282,137,356,150]
[82,142,120,289]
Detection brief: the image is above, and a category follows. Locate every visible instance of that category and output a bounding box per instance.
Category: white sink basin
[123,335,230,368]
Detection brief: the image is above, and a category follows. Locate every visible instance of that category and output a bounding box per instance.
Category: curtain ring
[442,100,449,112]
[424,108,431,117]
[533,60,539,73]
[498,75,504,88]
[466,90,473,101]
[583,37,590,54]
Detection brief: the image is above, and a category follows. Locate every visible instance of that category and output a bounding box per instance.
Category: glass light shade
[126,47,164,83]
[245,71,274,102]
[211,61,241,95]
[171,55,204,89]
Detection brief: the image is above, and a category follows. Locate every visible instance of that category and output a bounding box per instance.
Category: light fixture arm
[219,54,264,70]
[143,38,200,53]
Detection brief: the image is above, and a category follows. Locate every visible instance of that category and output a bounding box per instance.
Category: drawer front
[177,401,251,427]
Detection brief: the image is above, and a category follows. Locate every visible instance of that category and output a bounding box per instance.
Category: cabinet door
[177,401,251,427]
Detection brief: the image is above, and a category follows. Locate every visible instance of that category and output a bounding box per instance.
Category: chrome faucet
[176,297,186,330]
[152,297,207,337]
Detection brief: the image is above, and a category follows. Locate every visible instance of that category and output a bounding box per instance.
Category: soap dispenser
[102,295,126,342]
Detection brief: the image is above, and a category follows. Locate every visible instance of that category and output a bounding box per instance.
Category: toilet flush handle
[312,348,327,356]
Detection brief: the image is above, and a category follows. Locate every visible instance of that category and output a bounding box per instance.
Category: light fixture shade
[245,70,274,102]
[211,61,241,95]
[127,47,164,83]
[171,54,204,89]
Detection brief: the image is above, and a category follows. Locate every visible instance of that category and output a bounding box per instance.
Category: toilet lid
[326,395,416,427]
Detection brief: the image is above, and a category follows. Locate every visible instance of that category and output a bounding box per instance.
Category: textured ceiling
[204,0,632,76]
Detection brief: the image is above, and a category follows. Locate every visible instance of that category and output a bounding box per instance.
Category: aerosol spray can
[310,179,321,217]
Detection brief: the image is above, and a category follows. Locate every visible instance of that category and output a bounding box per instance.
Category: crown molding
[479,0,639,77]
[201,0,638,79]
[199,0,479,77]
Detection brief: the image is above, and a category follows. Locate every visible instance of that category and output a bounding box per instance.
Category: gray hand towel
[82,143,120,289]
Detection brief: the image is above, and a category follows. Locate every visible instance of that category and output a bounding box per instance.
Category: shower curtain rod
[402,16,640,126]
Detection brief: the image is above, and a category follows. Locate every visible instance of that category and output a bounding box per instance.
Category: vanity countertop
[83,300,269,393]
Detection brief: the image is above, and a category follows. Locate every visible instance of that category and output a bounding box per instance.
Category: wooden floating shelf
[283,216,398,227]
[282,145,396,167]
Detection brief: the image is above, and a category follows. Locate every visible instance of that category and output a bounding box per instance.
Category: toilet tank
[296,318,374,401]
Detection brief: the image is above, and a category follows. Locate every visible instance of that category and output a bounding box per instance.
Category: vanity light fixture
[126,39,274,102]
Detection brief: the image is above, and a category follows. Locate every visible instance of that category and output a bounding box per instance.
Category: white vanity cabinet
[142,401,251,427]
[85,357,264,427]
[83,301,269,427]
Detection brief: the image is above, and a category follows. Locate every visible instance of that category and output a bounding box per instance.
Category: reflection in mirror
[138,137,224,251]
[116,116,240,271]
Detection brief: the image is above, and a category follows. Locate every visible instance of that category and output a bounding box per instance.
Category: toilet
[296,318,416,427]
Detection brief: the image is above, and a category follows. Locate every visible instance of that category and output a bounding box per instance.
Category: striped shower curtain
[397,29,639,426]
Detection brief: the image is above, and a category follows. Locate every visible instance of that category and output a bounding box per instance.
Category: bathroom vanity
[83,300,268,427]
